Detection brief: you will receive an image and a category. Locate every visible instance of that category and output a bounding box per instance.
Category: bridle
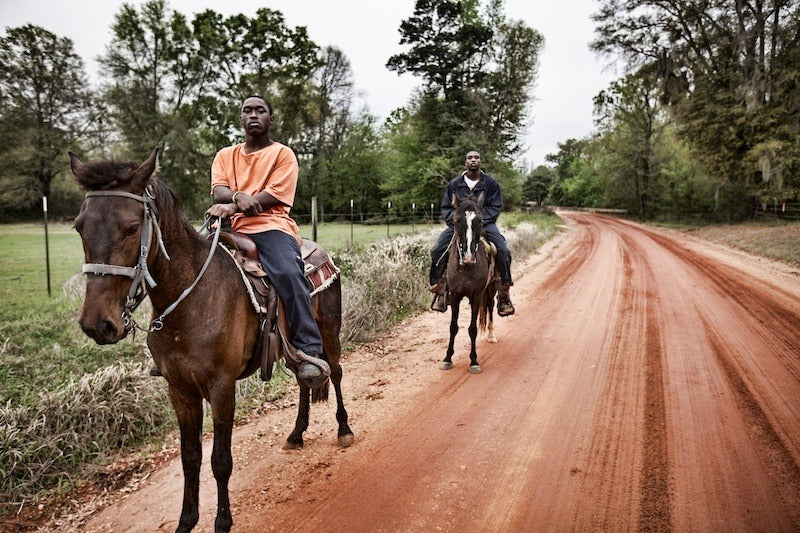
[81,186,221,333]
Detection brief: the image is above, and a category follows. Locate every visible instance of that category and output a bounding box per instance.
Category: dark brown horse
[69,149,353,533]
[440,193,498,374]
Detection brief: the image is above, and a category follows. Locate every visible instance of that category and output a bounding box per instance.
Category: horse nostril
[80,318,121,344]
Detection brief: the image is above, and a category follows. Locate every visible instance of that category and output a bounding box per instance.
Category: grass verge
[0,212,559,508]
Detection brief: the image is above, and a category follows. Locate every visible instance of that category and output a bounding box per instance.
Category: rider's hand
[206,202,237,219]
[232,193,262,217]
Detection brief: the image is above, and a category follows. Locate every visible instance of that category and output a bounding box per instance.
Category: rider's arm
[441,182,456,226]
[482,180,503,225]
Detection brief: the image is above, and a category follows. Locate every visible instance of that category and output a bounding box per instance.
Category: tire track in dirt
[701,315,800,529]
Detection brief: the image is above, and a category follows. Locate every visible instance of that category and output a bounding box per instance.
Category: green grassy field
[0,221,435,313]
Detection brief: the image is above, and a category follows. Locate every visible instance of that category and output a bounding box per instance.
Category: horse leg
[285,383,311,449]
[468,298,482,374]
[209,382,236,532]
[441,301,459,370]
[168,387,204,533]
[486,286,497,343]
[330,359,354,447]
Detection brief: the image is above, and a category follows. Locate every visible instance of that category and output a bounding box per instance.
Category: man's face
[466,151,481,172]
[241,97,273,134]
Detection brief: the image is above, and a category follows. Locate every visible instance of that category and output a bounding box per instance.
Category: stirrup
[431,293,447,312]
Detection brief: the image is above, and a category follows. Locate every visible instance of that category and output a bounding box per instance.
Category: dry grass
[685,221,800,266]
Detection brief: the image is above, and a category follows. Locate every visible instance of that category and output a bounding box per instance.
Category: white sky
[0,0,620,167]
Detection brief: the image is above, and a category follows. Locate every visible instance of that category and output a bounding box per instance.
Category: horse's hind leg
[168,387,204,533]
[486,286,497,343]
[209,382,236,532]
[468,299,482,374]
[442,302,459,370]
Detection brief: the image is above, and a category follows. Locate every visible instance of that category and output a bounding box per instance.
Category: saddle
[216,230,340,381]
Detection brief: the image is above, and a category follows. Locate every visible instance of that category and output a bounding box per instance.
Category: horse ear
[475,192,484,209]
[452,193,459,207]
[68,151,85,177]
[131,147,160,188]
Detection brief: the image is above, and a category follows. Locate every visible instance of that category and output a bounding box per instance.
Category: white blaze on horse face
[465,210,476,258]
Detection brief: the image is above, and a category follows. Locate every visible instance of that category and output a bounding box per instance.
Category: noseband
[82,187,221,333]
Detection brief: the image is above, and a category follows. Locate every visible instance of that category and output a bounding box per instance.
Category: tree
[98,0,219,212]
[523,165,554,206]
[384,0,542,207]
[0,25,94,217]
[99,2,323,216]
[594,71,668,216]
[592,0,800,206]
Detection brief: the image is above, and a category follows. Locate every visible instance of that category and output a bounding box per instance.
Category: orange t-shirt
[211,142,300,236]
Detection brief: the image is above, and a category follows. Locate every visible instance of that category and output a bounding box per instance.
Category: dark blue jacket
[441,171,503,226]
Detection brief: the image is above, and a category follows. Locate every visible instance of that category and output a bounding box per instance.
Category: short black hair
[242,95,273,115]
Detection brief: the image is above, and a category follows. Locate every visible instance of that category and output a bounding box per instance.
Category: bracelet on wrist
[232,191,242,203]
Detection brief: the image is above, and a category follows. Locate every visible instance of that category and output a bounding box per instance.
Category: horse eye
[123,223,140,237]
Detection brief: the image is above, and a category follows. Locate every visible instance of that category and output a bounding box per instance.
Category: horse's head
[452,192,485,267]
[70,149,159,344]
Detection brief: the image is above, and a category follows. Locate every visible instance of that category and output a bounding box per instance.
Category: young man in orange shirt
[206,95,329,388]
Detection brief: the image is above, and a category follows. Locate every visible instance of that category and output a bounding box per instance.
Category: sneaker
[497,300,515,316]
[431,293,447,312]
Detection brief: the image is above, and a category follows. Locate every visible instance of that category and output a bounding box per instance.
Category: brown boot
[497,283,515,316]
[429,279,447,312]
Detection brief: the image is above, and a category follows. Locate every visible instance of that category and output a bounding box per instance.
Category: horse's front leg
[209,382,236,532]
[442,300,460,370]
[285,382,311,449]
[467,296,482,374]
[168,387,204,533]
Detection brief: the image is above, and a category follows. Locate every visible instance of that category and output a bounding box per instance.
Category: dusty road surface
[72,212,800,532]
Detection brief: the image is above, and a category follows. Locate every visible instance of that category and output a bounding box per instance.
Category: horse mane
[74,159,141,191]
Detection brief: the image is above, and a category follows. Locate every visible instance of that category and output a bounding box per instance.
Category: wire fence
[757,202,800,221]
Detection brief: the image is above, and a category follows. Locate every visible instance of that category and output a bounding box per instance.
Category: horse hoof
[283,439,303,450]
[338,433,355,447]
[469,365,482,374]
[440,361,453,370]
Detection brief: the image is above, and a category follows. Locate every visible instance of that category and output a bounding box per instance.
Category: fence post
[350,199,354,245]
[43,196,51,297]
[311,196,318,242]
[387,201,392,237]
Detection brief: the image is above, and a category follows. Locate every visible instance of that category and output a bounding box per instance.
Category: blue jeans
[429,223,512,286]
[248,230,323,355]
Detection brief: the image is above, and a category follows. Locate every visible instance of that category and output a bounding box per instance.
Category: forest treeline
[1,0,797,223]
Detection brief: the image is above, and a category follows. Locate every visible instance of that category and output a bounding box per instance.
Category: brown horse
[69,149,353,533]
[441,193,498,374]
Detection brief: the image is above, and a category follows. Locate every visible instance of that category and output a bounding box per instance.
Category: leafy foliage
[591,0,800,205]
[383,0,542,210]
[0,25,93,217]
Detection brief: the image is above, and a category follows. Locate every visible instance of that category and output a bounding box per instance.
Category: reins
[82,187,221,333]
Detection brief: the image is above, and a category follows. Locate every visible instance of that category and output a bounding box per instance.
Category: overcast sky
[0,0,621,167]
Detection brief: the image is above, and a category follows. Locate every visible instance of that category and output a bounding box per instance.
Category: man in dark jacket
[428,150,515,316]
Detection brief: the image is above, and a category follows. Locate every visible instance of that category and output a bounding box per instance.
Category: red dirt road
[76,212,800,532]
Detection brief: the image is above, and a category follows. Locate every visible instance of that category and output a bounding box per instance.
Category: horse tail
[311,379,330,403]
[478,298,489,332]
